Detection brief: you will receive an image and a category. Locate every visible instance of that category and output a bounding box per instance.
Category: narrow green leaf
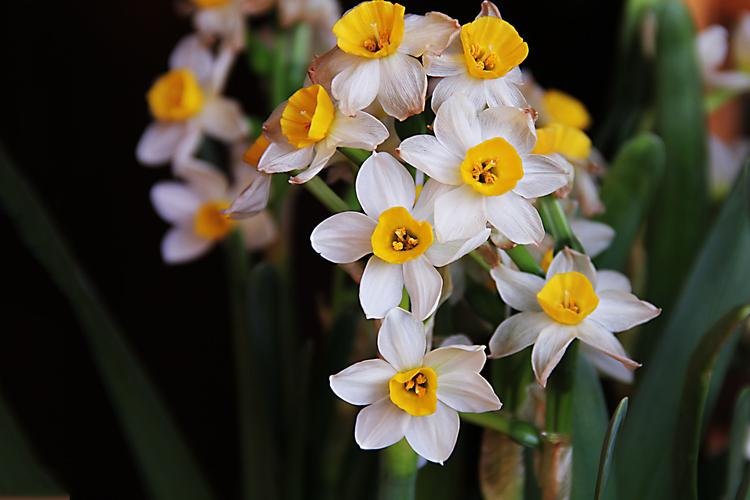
[595,398,629,500]
[0,144,217,499]
[615,165,750,500]
[0,391,63,495]
[725,388,750,499]
[646,0,708,314]
[460,412,541,448]
[594,133,665,271]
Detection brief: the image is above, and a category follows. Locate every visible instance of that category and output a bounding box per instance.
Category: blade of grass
[595,398,629,500]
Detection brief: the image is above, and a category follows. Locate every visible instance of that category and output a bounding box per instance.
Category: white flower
[330,308,501,464]
[151,160,275,264]
[488,248,660,387]
[258,84,388,184]
[697,21,750,92]
[226,135,275,217]
[397,94,569,244]
[191,0,256,48]
[424,5,529,112]
[313,1,460,120]
[310,152,490,320]
[136,35,248,171]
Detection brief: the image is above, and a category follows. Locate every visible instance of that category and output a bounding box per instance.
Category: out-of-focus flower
[424,4,528,112]
[330,308,501,464]
[226,137,274,217]
[489,248,660,387]
[398,94,568,244]
[258,84,388,183]
[310,152,490,320]
[151,160,275,263]
[313,0,459,120]
[137,36,248,170]
[279,0,341,52]
[708,134,750,199]
[190,0,261,47]
[522,74,591,131]
[697,17,750,92]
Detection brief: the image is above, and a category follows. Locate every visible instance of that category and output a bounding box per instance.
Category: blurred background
[0,0,747,498]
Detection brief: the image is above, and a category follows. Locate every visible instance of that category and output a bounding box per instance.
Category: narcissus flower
[398,94,569,244]
[225,135,274,218]
[424,6,529,111]
[489,248,660,387]
[313,0,460,120]
[258,84,388,183]
[137,35,248,170]
[151,161,275,263]
[191,0,257,47]
[310,152,490,320]
[697,19,750,92]
[330,308,501,464]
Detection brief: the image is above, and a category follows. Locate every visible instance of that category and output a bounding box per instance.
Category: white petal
[478,106,536,154]
[595,270,631,293]
[226,173,272,218]
[377,53,427,121]
[238,210,277,250]
[161,227,213,264]
[332,58,380,116]
[423,344,486,376]
[430,73,487,113]
[697,25,728,74]
[257,142,314,173]
[330,359,396,405]
[400,12,460,57]
[403,256,443,321]
[378,307,427,371]
[513,155,570,198]
[169,34,213,83]
[580,344,634,384]
[150,182,201,224]
[437,372,501,413]
[423,39,465,77]
[570,219,615,258]
[531,323,577,387]
[193,8,241,50]
[485,193,544,245]
[360,256,404,319]
[289,142,337,184]
[489,311,552,358]
[434,185,487,241]
[546,248,597,286]
[136,123,186,166]
[355,152,415,219]
[706,71,750,91]
[311,212,376,263]
[327,110,389,149]
[576,320,641,369]
[182,162,229,200]
[490,264,545,312]
[355,398,409,450]
[574,167,605,217]
[588,290,661,332]
[199,97,248,142]
[398,135,463,186]
[484,74,529,109]
[425,229,490,267]
[405,402,459,464]
[433,93,483,156]
[439,334,472,347]
[411,179,454,222]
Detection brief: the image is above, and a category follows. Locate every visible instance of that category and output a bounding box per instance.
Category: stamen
[403,371,429,398]
[469,43,499,72]
[471,159,499,185]
[391,226,419,252]
[562,290,580,314]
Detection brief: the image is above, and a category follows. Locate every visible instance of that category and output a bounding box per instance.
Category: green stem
[538,196,584,253]
[506,246,546,277]
[460,412,540,448]
[339,147,371,169]
[379,439,418,500]
[304,176,351,213]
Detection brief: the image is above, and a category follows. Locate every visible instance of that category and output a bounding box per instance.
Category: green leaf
[595,398,629,500]
[0,391,63,495]
[594,133,665,271]
[615,165,750,500]
[646,0,709,314]
[571,357,611,500]
[0,144,217,499]
[460,412,541,448]
[674,307,750,500]
[725,387,750,499]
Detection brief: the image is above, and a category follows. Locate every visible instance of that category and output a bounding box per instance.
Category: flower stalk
[538,196,584,253]
[379,439,418,500]
[303,176,350,213]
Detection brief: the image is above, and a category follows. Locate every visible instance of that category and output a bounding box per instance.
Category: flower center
[371,207,433,264]
[536,271,599,325]
[193,201,235,241]
[147,69,204,122]
[460,17,528,79]
[542,90,592,130]
[460,137,523,196]
[281,85,335,149]
[389,366,437,417]
[333,0,405,59]
[192,0,231,7]
[531,124,592,160]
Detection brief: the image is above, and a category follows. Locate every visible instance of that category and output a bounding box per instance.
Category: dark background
[0,1,622,498]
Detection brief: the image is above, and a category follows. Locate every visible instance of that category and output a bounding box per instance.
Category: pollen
[333,1,405,58]
[536,271,599,325]
[389,367,438,416]
[371,207,433,264]
[147,69,204,122]
[461,17,528,80]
